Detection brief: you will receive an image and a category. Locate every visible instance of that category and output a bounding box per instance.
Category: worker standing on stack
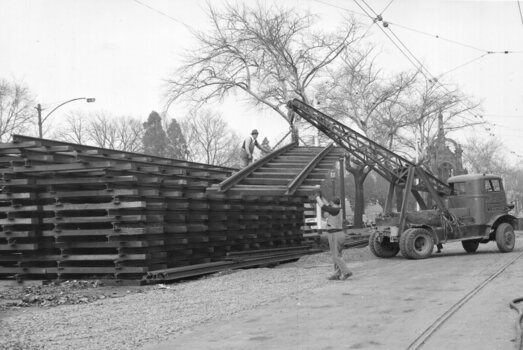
[240,129,265,168]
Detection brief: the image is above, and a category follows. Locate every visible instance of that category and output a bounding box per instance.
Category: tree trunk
[395,186,403,213]
[348,164,370,228]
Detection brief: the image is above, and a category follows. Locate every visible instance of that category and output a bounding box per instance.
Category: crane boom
[287,99,451,196]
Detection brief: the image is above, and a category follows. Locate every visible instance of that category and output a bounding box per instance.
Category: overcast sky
[1,0,522,159]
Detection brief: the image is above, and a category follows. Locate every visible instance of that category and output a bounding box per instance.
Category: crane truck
[287,99,517,259]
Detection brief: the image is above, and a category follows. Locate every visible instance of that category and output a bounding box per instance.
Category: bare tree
[53,111,144,152]
[165,2,362,135]
[462,135,507,174]
[181,110,241,167]
[88,114,144,152]
[316,50,418,227]
[113,117,144,153]
[503,163,523,214]
[396,79,482,158]
[0,79,35,141]
[52,113,89,144]
[87,113,115,149]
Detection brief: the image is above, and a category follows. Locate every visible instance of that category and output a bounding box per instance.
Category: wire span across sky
[0,0,522,161]
[314,0,523,160]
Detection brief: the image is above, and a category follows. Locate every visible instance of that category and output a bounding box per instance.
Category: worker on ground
[316,190,353,281]
[240,129,267,168]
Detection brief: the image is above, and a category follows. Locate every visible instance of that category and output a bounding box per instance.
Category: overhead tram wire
[131,0,192,29]
[354,0,484,129]
[320,0,480,126]
[314,0,523,158]
[348,0,430,80]
[390,22,523,54]
[361,1,490,125]
[380,0,395,15]
[482,113,523,119]
[313,0,368,18]
[435,53,489,80]
[356,0,433,78]
[360,0,479,91]
[386,22,488,53]
[343,1,488,116]
[357,0,523,157]
[518,0,523,25]
[320,1,509,147]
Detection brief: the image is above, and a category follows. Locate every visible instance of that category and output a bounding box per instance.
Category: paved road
[145,233,523,350]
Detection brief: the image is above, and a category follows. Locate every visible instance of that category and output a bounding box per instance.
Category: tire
[369,230,399,258]
[399,228,434,259]
[369,230,378,257]
[462,240,479,253]
[495,223,515,253]
[399,228,413,258]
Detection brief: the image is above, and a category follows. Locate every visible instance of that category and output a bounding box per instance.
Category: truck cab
[447,174,510,226]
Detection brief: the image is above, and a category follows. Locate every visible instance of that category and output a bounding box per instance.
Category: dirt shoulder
[0,247,370,350]
[2,233,522,350]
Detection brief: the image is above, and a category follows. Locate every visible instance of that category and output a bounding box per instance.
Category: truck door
[483,178,507,222]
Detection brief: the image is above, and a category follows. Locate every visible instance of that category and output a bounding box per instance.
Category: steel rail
[216,141,298,192]
[343,238,369,249]
[12,134,235,173]
[407,250,523,350]
[285,143,334,196]
[143,248,321,283]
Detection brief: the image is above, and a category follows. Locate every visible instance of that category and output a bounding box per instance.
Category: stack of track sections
[208,141,345,196]
[0,135,314,283]
[0,136,232,281]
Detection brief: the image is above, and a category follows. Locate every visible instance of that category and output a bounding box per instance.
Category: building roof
[447,173,501,183]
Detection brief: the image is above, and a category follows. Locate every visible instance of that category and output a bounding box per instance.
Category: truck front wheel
[400,228,434,259]
[495,223,515,253]
[369,230,399,258]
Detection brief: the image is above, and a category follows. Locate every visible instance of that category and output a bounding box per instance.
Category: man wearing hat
[240,129,266,168]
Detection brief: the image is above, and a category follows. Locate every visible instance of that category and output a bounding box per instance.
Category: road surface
[145,232,523,350]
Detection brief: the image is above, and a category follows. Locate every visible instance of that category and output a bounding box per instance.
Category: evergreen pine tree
[166,118,188,160]
[142,111,168,157]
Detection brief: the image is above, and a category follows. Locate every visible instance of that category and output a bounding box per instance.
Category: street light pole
[36,97,95,138]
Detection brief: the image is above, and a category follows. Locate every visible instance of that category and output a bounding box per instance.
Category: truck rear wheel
[462,240,479,253]
[495,223,515,253]
[369,230,399,258]
[400,228,434,259]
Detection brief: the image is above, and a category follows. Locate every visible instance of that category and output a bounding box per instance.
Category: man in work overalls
[316,192,353,281]
[240,129,265,168]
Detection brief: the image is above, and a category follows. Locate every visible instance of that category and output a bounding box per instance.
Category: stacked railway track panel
[0,135,343,283]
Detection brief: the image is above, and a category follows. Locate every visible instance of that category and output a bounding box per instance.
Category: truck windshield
[485,179,502,192]
[451,182,466,195]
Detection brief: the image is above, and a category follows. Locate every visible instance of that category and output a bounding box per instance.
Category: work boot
[339,271,353,280]
[328,273,340,280]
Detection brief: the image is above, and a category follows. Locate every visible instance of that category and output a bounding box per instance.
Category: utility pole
[35,104,43,138]
[339,156,347,232]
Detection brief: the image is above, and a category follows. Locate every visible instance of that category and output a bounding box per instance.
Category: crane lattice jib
[287,99,451,195]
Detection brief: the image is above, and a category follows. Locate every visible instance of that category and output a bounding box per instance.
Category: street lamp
[35,97,96,138]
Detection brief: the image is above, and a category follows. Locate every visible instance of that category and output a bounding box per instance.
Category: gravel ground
[0,247,374,350]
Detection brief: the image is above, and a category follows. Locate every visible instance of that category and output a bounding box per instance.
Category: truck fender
[487,214,518,232]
